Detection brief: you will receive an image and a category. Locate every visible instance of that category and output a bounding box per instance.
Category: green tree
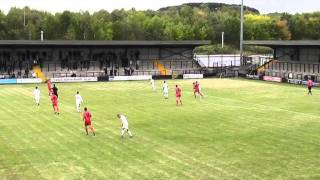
[6,8,26,39]
[92,10,113,40]
[0,10,7,39]
[145,15,165,40]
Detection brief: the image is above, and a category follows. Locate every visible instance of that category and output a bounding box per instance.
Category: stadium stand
[0,40,210,79]
[244,40,320,81]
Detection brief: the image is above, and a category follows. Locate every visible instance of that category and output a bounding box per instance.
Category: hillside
[159,2,260,14]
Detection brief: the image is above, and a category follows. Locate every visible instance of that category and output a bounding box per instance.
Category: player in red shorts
[307,79,313,95]
[82,107,95,136]
[50,93,60,114]
[175,85,182,106]
[195,81,204,99]
[47,79,53,96]
[192,82,197,98]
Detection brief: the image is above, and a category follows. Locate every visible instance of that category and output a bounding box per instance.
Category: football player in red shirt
[307,79,313,95]
[192,82,197,98]
[47,79,53,96]
[50,94,60,114]
[82,107,95,136]
[175,85,182,106]
[195,81,204,99]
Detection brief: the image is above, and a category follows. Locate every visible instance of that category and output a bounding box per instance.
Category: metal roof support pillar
[240,0,244,66]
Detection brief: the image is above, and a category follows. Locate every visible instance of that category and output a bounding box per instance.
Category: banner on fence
[183,74,203,79]
[246,74,260,80]
[17,78,42,84]
[0,79,17,84]
[51,77,98,83]
[263,76,282,83]
[109,75,152,81]
[287,79,320,86]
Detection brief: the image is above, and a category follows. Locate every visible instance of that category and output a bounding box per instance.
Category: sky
[1,0,319,14]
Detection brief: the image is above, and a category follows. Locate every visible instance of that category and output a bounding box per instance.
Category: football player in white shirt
[162,80,169,99]
[33,86,40,106]
[150,78,156,91]
[75,91,83,112]
[117,114,133,138]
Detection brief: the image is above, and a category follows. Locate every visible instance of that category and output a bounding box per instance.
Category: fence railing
[262,61,320,74]
[47,69,210,78]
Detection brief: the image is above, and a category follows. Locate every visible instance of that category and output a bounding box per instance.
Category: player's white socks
[121,129,133,137]
[127,130,133,137]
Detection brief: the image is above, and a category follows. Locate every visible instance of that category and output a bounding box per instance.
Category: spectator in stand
[25,68,29,78]
[130,67,134,76]
[32,71,37,78]
[104,67,108,76]
[10,73,15,79]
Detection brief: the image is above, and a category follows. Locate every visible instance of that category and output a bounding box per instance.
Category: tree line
[0,3,319,52]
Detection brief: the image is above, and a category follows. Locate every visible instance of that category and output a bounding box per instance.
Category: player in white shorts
[117,114,133,138]
[75,91,83,112]
[33,86,40,106]
[162,80,169,99]
[150,78,156,91]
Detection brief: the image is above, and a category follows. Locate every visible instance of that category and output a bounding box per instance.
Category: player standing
[50,93,60,114]
[162,81,169,99]
[307,79,313,95]
[117,114,133,138]
[175,85,182,106]
[33,86,40,106]
[150,78,156,91]
[83,107,95,136]
[75,91,83,112]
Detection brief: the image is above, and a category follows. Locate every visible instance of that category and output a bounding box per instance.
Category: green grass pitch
[0,78,320,179]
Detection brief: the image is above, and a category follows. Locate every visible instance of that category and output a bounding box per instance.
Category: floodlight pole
[221,32,224,49]
[240,0,244,65]
[23,6,26,27]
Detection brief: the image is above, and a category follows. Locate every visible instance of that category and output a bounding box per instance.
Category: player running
[307,79,313,95]
[33,86,40,106]
[192,82,197,98]
[150,78,156,91]
[50,93,60,114]
[162,81,169,99]
[195,81,204,99]
[117,114,133,138]
[75,91,83,112]
[175,85,182,106]
[83,107,95,136]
